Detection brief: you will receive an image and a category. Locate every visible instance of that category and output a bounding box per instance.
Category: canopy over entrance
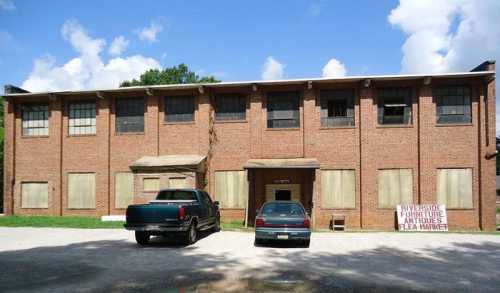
[243,158,320,169]
[130,155,206,172]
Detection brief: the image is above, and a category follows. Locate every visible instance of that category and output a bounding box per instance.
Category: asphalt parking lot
[0,228,499,292]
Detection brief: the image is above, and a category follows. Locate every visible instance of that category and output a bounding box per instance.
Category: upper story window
[215,94,246,121]
[165,96,195,122]
[69,102,96,135]
[435,86,471,124]
[22,104,49,136]
[267,92,300,128]
[320,89,355,127]
[115,98,144,133]
[377,87,412,125]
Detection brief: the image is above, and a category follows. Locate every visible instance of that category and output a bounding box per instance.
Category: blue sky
[0,1,499,103]
[1,0,405,90]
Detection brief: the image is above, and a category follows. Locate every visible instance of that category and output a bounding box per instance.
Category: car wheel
[213,216,221,232]
[135,231,150,246]
[302,239,310,248]
[186,222,197,245]
[254,238,263,246]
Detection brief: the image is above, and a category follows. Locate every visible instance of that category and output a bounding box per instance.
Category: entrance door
[275,189,291,201]
[265,184,301,202]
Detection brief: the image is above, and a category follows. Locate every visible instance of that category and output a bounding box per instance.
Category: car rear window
[261,202,305,216]
[156,190,196,200]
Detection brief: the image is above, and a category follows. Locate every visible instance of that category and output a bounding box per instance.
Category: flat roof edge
[3,70,495,97]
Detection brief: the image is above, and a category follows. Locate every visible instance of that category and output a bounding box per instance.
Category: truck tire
[135,231,150,246]
[185,222,197,245]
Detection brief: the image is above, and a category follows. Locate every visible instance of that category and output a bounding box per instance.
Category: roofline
[3,70,495,97]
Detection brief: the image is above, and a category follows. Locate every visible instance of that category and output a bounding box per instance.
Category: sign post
[397,204,448,232]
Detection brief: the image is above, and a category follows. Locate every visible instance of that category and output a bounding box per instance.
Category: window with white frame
[22,104,49,136]
[69,102,96,135]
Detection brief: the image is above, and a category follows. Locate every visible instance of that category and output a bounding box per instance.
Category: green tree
[120,63,220,87]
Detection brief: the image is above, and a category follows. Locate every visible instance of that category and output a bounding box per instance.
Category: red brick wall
[3,76,496,231]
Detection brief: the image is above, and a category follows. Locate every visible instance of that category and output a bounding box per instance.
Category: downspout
[477,84,483,230]
[417,87,421,204]
[358,87,363,228]
[11,99,16,215]
[59,97,64,216]
[107,98,112,216]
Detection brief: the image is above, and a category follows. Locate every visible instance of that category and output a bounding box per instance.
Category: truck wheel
[186,222,197,244]
[135,231,150,246]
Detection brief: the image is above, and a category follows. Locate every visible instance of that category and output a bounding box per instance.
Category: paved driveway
[0,228,499,292]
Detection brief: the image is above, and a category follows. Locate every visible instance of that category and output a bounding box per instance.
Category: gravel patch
[0,228,499,292]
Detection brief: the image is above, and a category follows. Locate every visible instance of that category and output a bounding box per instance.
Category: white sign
[397,204,448,232]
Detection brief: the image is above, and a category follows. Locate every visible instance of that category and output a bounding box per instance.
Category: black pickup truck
[124,189,220,245]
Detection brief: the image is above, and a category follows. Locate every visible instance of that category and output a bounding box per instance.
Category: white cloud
[322,58,347,77]
[261,56,285,80]
[0,0,15,10]
[108,36,129,56]
[388,0,500,134]
[388,0,500,73]
[22,20,160,92]
[135,20,163,43]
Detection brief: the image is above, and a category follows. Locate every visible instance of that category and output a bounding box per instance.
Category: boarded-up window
[215,171,247,208]
[165,96,195,122]
[143,178,160,192]
[21,182,49,208]
[267,92,300,128]
[437,168,473,208]
[115,172,134,209]
[215,94,246,121]
[115,98,144,133]
[169,177,187,188]
[68,173,96,209]
[69,102,96,135]
[22,104,49,136]
[321,170,356,208]
[378,169,413,208]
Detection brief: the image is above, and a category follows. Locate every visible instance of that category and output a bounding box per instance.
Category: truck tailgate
[126,204,182,224]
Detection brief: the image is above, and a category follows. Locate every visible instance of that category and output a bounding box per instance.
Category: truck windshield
[156,190,196,201]
[261,202,305,217]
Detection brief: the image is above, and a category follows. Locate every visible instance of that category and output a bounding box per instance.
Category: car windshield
[156,190,196,200]
[261,202,305,217]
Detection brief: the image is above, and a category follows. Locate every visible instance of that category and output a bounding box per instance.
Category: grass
[0,215,124,229]
[221,220,254,232]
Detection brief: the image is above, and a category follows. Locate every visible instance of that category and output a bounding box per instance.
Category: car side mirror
[255,209,260,215]
[214,201,220,206]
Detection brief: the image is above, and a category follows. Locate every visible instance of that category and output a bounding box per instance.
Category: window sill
[445,208,475,211]
[66,208,96,210]
[265,127,301,132]
[319,126,356,130]
[319,207,357,210]
[21,207,48,209]
[214,119,248,124]
[376,124,413,129]
[67,134,97,138]
[163,121,195,125]
[21,135,50,139]
[114,132,145,136]
[435,123,473,127]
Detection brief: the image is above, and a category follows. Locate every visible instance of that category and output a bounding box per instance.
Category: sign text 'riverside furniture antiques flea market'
[397,204,448,231]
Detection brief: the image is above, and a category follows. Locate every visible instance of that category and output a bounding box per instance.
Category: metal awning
[243,158,320,169]
[130,155,206,172]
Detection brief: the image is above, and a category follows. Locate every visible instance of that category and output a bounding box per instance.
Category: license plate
[277,234,289,240]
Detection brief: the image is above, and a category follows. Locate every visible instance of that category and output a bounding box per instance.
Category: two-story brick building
[2,61,497,230]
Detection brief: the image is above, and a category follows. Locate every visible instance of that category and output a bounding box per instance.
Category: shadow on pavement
[0,236,499,292]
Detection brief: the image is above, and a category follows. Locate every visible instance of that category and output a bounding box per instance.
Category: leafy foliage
[120,63,219,87]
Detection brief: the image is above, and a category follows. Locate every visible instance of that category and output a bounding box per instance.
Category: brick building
[2,61,497,230]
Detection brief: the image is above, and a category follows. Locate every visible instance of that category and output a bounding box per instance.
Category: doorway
[275,189,291,201]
